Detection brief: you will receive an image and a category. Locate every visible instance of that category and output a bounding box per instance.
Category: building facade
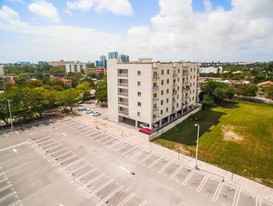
[108,51,119,59]
[48,60,74,67]
[119,54,129,62]
[65,63,86,73]
[107,59,200,129]
[199,66,223,74]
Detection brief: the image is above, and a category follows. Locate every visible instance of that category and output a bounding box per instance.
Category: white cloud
[96,0,133,16]
[126,0,273,61]
[28,0,60,23]
[66,0,133,15]
[67,0,94,11]
[203,0,212,12]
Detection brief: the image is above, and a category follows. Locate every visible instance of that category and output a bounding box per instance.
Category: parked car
[90,111,101,117]
[139,128,153,135]
[139,123,149,129]
[152,123,159,128]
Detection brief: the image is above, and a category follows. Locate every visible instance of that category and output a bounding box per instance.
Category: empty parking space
[237,191,256,206]
[161,162,180,178]
[199,177,221,199]
[151,158,170,173]
[184,171,206,190]
[172,166,192,183]
[214,183,237,206]
[142,154,159,167]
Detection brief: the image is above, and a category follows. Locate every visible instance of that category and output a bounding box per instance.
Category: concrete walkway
[72,113,273,204]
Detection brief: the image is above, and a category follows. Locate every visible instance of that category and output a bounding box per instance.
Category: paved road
[0,118,272,206]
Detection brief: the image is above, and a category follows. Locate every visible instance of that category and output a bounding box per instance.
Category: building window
[167,69,170,75]
[161,90,164,95]
[167,79,169,84]
[161,80,164,85]
[166,98,169,103]
[178,69,180,73]
[161,70,164,75]
[191,68,192,72]
[177,86,179,90]
[137,92,141,96]
[193,75,195,79]
[161,100,163,105]
[137,112,141,117]
[166,108,169,112]
[167,89,169,94]
[137,71,141,76]
[137,102,141,107]
[137,81,141,86]
[177,103,179,107]
[161,110,163,115]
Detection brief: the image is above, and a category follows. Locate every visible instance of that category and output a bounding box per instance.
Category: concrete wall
[149,106,201,141]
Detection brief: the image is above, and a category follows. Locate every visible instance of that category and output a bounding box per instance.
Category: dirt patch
[175,144,190,155]
[222,125,244,141]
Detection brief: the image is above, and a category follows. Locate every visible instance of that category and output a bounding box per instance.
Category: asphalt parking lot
[0,119,273,206]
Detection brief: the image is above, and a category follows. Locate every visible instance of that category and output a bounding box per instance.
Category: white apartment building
[199,66,223,74]
[65,63,86,74]
[107,59,200,129]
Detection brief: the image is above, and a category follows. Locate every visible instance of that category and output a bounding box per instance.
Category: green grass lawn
[154,100,273,187]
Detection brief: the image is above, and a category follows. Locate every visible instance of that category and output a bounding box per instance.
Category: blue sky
[0,0,272,63]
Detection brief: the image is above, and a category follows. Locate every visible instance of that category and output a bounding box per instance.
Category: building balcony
[172,83,177,87]
[172,91,177,95]
[153,86,159,91]
[173,73,178,77]
[118,73,128,77]
[153,97,159,102]
[172,100,176,105]
[153,107,159,112]
[118,83,128,87]
[118,101,129,106]
[172,109,176,113]
[153,75,159,80]
[118,110,129,116]
[118,92,128,97]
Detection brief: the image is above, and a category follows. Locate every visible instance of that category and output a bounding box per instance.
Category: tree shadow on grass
[218,100,239,109]
[156,109,226,146]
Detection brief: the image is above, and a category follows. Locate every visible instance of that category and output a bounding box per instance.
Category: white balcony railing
[118,73,128,77]
[118,101,129,106]
[118,110,129,116]
[118,92,128,97]
[118,83,128,87]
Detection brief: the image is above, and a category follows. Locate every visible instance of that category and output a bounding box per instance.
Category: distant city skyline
[0,0,273,63]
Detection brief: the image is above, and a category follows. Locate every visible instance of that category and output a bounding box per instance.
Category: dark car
[139,128,153,135]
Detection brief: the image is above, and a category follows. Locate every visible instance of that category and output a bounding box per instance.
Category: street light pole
[8,100,13,129]
[194,124,200,170]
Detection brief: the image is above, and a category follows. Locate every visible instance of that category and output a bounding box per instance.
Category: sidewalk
[72,113,273,204]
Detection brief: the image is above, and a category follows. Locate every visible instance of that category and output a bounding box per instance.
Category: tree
[95,77,107,105]
[57,88,80,112]
[30,80,43,87]
[263,86,273,99]
[76,81,91,100]
[201,94,215,109]
[233,84,258,97]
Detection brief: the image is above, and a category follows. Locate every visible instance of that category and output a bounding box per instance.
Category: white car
[140,123,149,129]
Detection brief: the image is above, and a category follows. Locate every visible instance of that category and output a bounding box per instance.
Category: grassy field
[154,100,273,187]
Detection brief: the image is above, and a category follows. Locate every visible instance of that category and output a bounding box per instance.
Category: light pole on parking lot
[8,100,13,129]
[194,124,200,170]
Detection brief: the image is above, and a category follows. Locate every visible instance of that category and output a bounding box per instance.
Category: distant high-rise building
[100,55,107,67]
[108,51,119,59]
[119,54,129,62]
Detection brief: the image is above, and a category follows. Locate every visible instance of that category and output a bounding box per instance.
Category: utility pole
[194,124,200,170]
[8,100,13,129]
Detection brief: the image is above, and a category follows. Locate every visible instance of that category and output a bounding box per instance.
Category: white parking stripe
[182,169,195,185]
[169,165,183,180]
[89,179,114,196]
[232,188,241,206]
[129,150,143,160]
[58,154,78,165]
[83,174,105,187]
[70,163,90,175]
[108,141,122,149]
[138,153,153,164]
[75,168,97,182]
[101,138,115,145]
[47,147,67,156]
[212,181,224,201]
[196,175,208,193]
[63,158,83,170]
[97,185,124,206]
[118,193,135,206]
[148,157,161,168]
[9,199,22,206]
[0,183,12,192]
[53,151,73,160]
[0,142,28,152]
[139,200,148,206]
[158,161,172,174]
[0,191,16,202]
[0,177,8,184]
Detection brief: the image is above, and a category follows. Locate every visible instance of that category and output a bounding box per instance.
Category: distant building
[65,63,86,73]
[0,65,5,76]
[49,60,74,67]
[108,51,119,59]
[119,54,129,62]
[85,67,107,75]
[16,61,31,65]
[199,66,223,74]
[100,55,107,67]
[138,58,153,62]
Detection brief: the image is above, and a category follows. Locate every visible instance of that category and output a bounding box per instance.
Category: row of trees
[200,81,258,108]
